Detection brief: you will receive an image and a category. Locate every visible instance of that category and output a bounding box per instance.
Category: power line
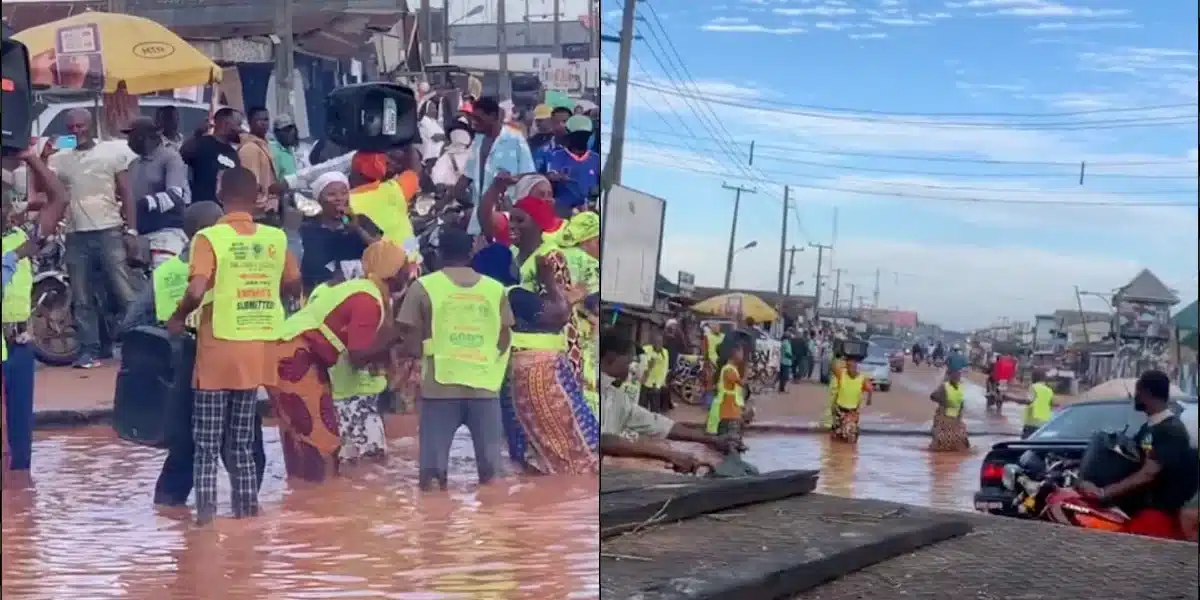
[614,132,1200,183]
[597,152,1198,207]
[625,78,1199,127]
[630,1,797,231]
[602,124,1200,168]
[615,131,1200,183]
[600,135,1197,197]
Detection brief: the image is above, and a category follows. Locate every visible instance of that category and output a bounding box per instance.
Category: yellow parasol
[692,292,779,323]
[15,12,222,95]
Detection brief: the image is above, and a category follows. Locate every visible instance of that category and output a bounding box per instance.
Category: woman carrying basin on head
[267,240,412,481]
[929,368,970,452]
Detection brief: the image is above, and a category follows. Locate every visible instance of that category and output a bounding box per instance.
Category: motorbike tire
[28,277,80,367]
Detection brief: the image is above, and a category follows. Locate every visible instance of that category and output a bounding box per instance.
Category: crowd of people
[0,90,611,525]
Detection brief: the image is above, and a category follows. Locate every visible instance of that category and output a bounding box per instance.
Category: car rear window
[1031,400,1197,443]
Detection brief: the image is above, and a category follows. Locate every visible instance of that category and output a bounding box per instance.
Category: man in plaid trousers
[166,167,302,525]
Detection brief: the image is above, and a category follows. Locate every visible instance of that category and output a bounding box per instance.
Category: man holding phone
[45,108,140,369]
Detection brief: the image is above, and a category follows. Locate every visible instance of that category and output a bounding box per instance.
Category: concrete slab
[601,469,819,539]
[796,502,1200,600]
[601,492,971,600]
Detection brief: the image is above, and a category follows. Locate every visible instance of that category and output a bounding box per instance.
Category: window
[1031,400,1196,442]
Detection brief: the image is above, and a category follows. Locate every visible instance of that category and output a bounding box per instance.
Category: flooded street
[2,366,1027,598]
[742,433,1008,512]
[2,424,598,600]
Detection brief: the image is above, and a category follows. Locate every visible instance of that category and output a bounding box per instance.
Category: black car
[972,397,1198,516]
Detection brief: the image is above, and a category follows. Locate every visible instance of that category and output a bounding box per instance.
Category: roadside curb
[33,400,275,430]
[675,419,1021,438]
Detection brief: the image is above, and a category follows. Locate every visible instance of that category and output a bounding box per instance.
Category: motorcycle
[985,378,1007,413]
[1002,450,1130,532]
[24,219,142,366]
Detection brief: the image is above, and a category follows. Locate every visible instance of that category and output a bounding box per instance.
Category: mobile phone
[55,135,77,150]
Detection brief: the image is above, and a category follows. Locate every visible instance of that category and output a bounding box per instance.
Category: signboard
[677,271,695,298]
[1116,299,1171,340]
[561,43,590,60]
[532,56,583,93]
[601,185,666,310]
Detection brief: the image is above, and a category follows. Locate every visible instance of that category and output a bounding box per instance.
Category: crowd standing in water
[0,93,612,525]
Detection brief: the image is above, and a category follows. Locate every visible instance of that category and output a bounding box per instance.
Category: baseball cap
[533,104,553,120]
[565,115,593,134]
[120,116,158,135]
[273,114,296,129]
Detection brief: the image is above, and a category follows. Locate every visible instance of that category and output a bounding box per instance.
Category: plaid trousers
[193,388,261,517]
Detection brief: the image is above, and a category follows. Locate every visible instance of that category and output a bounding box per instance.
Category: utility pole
[721,180,757,289]
[809,242,831,319]
[776,186,790,294]
[784,247,803,295]
[421,0,432,67]
[847,284,857,314]
[553,0,562,55]
[873,268,881,309]
[599,0,638,191]
[1073,285,1091,345]
[497,0,510,100]
[829,208,839,281]
[443,0,453,63]
[831,268,845,316]
[273,0,295,118]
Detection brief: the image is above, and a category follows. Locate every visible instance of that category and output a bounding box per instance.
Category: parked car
[973,397,1198,517]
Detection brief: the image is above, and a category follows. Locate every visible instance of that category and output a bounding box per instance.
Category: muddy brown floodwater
[742,434,1008,512]
[1,425,598,600]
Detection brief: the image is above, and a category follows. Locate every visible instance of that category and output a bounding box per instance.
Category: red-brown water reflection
[2,423,598,600]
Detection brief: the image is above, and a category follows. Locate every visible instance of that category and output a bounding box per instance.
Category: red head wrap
[351,151,389,182]
[514,196,562,233]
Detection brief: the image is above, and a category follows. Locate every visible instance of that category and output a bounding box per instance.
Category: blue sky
[598,0,1198,330]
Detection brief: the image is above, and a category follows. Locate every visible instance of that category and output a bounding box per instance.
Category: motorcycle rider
[910,341,923,365]
[931,341,945,364]
[1077,370,1199,541]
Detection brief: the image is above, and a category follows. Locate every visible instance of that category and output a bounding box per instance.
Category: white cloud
[774,6,857,17]
[659,234,1198,330]
[969,0,1129,18]
[1031,21,1142,31]
[701,23,808,34]
[956,82,1026,93]
[815,21,853,31]
[708,17,749,25]
[849,32,889,40]
[871,16,932,26]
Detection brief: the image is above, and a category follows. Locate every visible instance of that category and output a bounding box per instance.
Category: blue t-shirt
[540,147,600,209]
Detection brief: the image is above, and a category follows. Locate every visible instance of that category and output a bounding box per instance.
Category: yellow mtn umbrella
[692,292,779,323]
[16,12,222,95]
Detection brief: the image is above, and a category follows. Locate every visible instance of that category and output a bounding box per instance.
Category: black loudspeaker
[1,32,33,154]
[113,326,196,449]
[325,82,419,152]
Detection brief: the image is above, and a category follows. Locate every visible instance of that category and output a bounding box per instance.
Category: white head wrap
[312,171,350,201]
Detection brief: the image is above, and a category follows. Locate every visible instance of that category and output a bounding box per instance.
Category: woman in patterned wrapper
[265,241,412,481]
[472,242,598,474]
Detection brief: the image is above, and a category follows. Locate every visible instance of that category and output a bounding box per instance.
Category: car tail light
[980,462,1005,484]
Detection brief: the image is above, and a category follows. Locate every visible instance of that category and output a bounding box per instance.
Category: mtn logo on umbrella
[132,42,175,59]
